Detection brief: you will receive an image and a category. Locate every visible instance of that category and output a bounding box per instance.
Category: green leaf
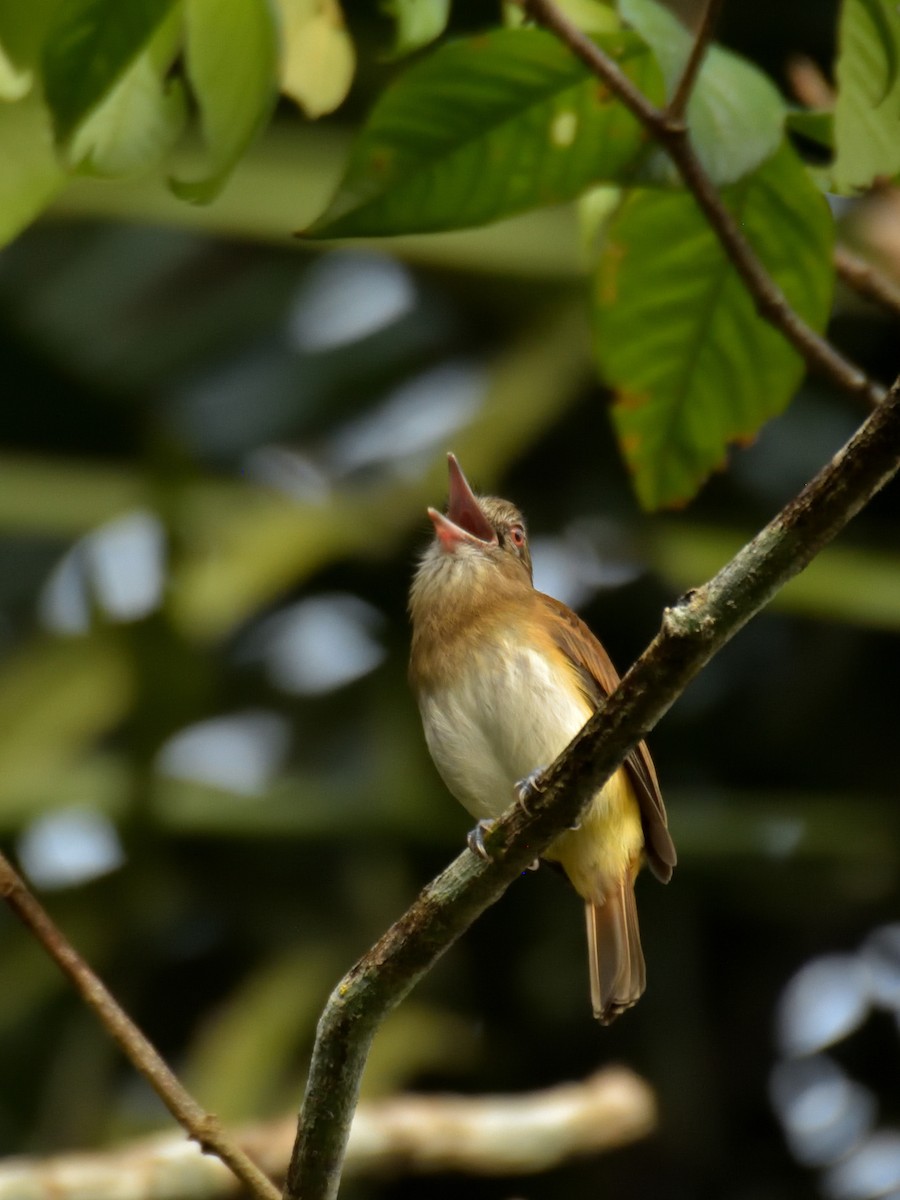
[170,0,279,203]
[832,0,900,190]
[305,28,664,238]
[786,108,834,152]
[0,91,66,248]
[503,0,619,33]
[68,10,186,177]
[0,0,62,98]
[41,0,181,142]
[621,0,786,186]
[0,0,62,68]
[594,142,834,510]
[382,0,450,58]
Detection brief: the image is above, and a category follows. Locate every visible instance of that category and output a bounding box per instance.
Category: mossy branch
[285,376,900,1200]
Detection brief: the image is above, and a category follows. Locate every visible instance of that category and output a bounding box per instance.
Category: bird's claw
[467,818,499,861]
[514,767,547,814]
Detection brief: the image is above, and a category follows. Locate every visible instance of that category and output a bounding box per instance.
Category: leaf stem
[836,243,900,319]
[521,0,884,406]
[666,0,726,120]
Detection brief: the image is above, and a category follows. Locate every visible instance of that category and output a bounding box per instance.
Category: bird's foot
[514,767,547,814]
[467,818,499,861]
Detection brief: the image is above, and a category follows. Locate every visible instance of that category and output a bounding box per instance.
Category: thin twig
[285,375,900,1200]
[836,244,900,319]
[786,53,834,108]
[0,1068,654,1200]
[0,853,281,1200]
[667,0,726,120]
[520,0,884,407]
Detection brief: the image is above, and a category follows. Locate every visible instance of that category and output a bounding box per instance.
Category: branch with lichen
[285,374,900,1200]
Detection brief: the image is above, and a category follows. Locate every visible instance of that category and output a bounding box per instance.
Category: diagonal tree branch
[666,0,726,120]
[0,854,281,1200]
[836,244,900,319]
[285,374,900,1200]
[520,0,884,408]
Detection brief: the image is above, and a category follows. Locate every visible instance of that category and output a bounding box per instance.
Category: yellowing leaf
[594,142,834,510]
[277,0,355,120]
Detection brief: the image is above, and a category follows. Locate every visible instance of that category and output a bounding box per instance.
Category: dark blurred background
[2,1,900,1198]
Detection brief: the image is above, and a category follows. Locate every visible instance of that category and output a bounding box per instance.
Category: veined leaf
[171,0,279,203]
[305,27,664,238]
[832,0,900,190]
[41,0,181,142]
[594,141,834,510]
[621,0,786,186]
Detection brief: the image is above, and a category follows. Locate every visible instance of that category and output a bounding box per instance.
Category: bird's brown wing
[538,593,676,883]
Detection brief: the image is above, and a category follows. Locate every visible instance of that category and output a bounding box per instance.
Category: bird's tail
[586,875,646,1024]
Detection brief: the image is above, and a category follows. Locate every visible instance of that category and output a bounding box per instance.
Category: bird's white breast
[418,639,592,821]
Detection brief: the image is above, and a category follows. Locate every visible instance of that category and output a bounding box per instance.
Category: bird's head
[410,454,533,621]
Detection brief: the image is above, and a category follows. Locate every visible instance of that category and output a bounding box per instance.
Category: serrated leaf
[304,27,663,238]
[41,0,181,142]
[68,10,186,177]
[0,91,66,248]
[170,0,279,203]
[832,0,900,190]
[594,142,834,510]
[278,0,355,119]
[621,0,785,186]
[382,0,450,58]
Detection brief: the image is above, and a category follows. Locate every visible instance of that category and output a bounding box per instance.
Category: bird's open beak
[428,453,498,550]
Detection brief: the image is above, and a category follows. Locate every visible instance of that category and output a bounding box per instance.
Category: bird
[408,453,676,1023]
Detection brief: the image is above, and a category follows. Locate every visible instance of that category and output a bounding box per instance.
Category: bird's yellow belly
[543,769,644,899]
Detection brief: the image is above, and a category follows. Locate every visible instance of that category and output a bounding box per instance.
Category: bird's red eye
[509,525,526,548]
